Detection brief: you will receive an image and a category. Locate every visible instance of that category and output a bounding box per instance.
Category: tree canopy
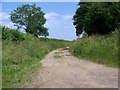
[73,2,120,36]
[10,4,49,37]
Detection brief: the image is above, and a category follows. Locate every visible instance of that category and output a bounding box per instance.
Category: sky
[1,2,78,41]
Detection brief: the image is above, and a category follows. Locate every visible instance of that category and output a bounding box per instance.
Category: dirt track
[22,48,118,88]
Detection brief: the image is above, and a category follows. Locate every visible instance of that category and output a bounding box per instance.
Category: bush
[2,26,12,41]
[10,30,25,42]
[2,26,25,42]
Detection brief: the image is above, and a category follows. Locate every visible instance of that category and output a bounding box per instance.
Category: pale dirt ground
[21,48,118,88]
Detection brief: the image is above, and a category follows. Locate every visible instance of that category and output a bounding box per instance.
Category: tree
[10,4,49,37]
[73,2,120,36]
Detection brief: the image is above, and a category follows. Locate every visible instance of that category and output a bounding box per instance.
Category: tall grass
[2,27,68,88]
[70,29,118,67]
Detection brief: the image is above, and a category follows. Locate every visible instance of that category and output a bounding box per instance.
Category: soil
[21,48,118,88]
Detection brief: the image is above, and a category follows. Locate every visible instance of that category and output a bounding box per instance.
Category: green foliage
[2,26,25,42]
[10,30,25,42]
[2,27,68,88]
[1,26,39,44]
[69,29,118,67]
[73,2,120,36]
[10,4,48,37]
[2,26,12,41]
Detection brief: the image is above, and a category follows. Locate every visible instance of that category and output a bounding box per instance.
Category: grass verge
[69,29,118,67]
[2,33,68,88]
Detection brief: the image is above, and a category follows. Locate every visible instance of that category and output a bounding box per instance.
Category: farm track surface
[21,48,118,88]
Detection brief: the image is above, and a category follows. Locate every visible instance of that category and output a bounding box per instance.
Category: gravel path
[22,48,118,88]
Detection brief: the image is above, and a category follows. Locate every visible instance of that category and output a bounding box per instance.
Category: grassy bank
[70,29,118,67]
[2,27,68,88]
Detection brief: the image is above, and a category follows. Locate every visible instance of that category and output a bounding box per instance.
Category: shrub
[2,26,12,41]
[10,30,25,42]
[2,26,25,42]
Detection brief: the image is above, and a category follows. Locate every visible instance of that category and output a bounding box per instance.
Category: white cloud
[45,12,72,20]
[0,12,17,29]
[0,12,10,20]
[1,21,16,29]
[44,12,73,28]
[45,12,60,20]
[62,15,73,20]
[44,12,76,40]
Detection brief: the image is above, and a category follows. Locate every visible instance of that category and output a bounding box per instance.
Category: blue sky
[1,2,78,41]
